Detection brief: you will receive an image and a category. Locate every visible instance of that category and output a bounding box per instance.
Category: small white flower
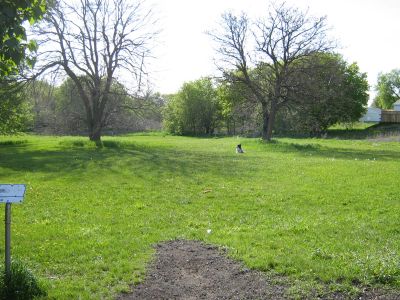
[207,229,212,234]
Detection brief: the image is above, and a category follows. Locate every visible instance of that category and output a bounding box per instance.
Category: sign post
[0,184,26,278]
[5,203,11,277]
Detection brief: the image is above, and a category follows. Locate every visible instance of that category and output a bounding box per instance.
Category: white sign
[0,184,26,203]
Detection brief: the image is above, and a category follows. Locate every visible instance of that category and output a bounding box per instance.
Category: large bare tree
[211,3,334,140]
[34,0,157,141]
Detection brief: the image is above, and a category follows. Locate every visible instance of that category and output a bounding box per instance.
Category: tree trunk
[262,114,269,140]
[88,114,103,142]
[266,109,276,140]
[89,128,102,142]
[261,101,277,141]
[261,104,270,140]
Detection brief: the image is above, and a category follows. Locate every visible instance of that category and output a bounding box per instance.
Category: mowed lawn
[0,134,399,298]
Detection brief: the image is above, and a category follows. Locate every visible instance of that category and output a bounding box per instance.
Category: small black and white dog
[236,144,244,153]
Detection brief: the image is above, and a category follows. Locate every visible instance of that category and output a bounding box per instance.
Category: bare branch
[31,0,158,141]
[210,2,335,140]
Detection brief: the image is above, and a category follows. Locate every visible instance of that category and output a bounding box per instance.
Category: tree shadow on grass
[1,138,398,183]
[259,140,400,161]
[0,140,247,182]
[327,123,400,140]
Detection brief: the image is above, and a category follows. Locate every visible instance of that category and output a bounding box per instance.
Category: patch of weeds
[286,279,326,300]
[370,259,400,285]
[356,250,400,285]
[0,260,47,300]
[328,282,360,298]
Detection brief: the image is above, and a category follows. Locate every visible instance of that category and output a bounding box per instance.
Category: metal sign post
[0,184,26,278]
[5,203,11,276]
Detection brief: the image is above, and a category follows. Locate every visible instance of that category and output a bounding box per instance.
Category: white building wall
[360,107,381,122]
[393,100,400,111]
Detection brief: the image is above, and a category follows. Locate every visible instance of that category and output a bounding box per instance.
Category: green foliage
[275,54,369,136]
[0,134,399,298]
[163,94,183,134]
[216,80,260,135]
[374,69,400,109]
[0,0,46,76]
[342,63,369,121]
[0,260,47,300]
[164,78,221,135]
[0,83,33,134]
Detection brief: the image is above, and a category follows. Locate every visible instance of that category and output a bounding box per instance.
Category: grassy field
[0,133,399,298]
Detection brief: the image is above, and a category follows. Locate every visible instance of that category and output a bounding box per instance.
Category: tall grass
[0,260,46,299]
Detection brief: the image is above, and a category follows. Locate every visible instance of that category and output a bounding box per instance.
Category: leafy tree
[34,0,157,141]
[0,83,33,134]
[164,78,221,135]
[210,2,334,141]
[0,0,46,76]
[341,63,369,122]
[0,0,46,133]
[374,69,400,109]
[274,54,368,136]
[163,94,182,134]
[216,80,260,135]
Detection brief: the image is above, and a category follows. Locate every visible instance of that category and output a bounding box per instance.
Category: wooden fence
[381,110,400,123]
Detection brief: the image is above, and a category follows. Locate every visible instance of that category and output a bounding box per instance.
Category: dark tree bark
[210,2,334,141]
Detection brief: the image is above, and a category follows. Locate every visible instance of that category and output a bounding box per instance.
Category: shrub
[0,260,46,300]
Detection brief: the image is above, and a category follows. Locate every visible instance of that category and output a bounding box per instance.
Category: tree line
[163,52,368,137]
[0,77,163,135]
[1,1,397,140]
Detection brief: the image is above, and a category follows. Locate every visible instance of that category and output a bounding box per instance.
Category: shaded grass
[0,134,399,298]
[328,123,400,140]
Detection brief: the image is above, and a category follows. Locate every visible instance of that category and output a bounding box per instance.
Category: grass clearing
[0,134,399,298]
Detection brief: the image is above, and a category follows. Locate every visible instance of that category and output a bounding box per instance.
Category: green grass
[0,134,399,299]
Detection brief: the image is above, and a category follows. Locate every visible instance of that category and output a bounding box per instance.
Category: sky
[147,0,400,103]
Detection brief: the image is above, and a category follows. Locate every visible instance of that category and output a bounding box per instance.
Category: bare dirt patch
[118,240,399,300]
[118,240,286,299]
